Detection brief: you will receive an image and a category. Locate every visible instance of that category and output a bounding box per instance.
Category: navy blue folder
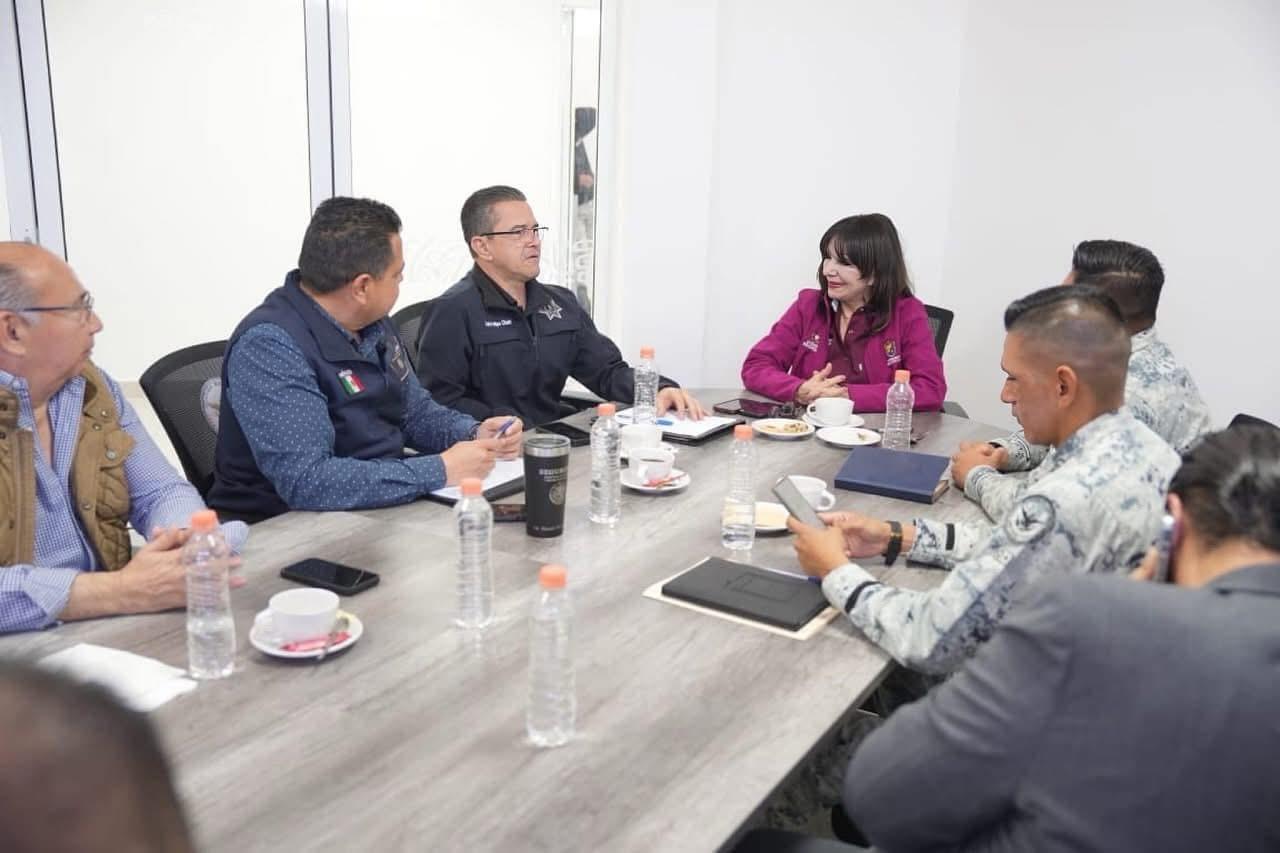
[833,446,951,503]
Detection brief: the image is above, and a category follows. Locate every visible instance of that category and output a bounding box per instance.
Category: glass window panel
[44,0,312,377]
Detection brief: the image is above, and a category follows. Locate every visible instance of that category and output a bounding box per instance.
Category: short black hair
[1171,425,1280,552]
[1004,284,1130,406]
[297,196,402,294]
[460,185,527,256]
[1070,239,1164,327]
[0,662,193,852]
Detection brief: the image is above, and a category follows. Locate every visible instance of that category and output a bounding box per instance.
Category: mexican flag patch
[338,369,365,395]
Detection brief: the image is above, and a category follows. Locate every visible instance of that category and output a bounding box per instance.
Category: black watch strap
[884,520,904,566]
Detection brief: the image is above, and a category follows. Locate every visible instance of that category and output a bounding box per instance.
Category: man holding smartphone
[790,286,1179,676]
[827,425,1280,851]
[209,198,522,522]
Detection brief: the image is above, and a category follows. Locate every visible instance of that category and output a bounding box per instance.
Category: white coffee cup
[807,397,854,427]
[620,423,663,456]
[788,475,837,511]
[256,588,339,644]
[633,448,675,483]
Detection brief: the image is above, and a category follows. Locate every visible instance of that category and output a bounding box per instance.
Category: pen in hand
[495,416,518,438]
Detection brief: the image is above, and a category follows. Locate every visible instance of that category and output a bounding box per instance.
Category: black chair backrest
[923,304,954,358]
[1230,413,1278,431]
[139,340,227,499]
[391,300,434,370]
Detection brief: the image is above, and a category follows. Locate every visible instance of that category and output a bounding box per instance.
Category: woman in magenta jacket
[741,213,947,412]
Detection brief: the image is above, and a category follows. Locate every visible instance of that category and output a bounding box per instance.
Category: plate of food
[751,418,815,440]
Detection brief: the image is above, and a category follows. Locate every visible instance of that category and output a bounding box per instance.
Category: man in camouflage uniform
[793,284,1180,674]
[956,240,1210,521]
[760,285,1179,834]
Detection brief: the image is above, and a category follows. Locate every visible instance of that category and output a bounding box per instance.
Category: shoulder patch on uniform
[1004,494,1056,544]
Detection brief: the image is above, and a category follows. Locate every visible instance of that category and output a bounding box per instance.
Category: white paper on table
[430,457,524,502]
[615,407,739,441]
[39,643,197,712]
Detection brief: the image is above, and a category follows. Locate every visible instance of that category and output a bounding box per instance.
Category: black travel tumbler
[523,434,571,537]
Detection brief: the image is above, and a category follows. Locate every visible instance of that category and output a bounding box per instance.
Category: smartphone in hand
[771,476,826,529]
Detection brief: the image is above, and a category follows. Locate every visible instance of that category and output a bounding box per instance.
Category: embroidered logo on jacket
[537,301,564,322]
[883,339,902,365]
[802,333,821,352]
[338,369,365,395]
[387,339,411,381]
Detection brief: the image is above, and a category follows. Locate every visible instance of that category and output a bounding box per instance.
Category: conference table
[6,392,1003,852]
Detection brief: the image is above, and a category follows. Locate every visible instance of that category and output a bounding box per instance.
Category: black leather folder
[833,445,950,503]
[661,557,829,631]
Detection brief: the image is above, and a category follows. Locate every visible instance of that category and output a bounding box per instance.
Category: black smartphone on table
[770,475,827,529]
[713,398,798,419]
[536,420,592,447]
[280,558,380,595]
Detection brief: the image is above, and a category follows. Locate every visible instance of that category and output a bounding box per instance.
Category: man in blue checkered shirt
[0,243,246,634]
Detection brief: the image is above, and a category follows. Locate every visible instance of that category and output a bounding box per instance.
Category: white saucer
[752,418,815,440]
[803,412,866,429]
[620,441,678,461]
[250,609,364,660]
[620,467,691,493]
[816,425,882,448]
[754,501,790,533]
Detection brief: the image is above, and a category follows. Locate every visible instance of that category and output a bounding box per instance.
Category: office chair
[139,340,227,500]
[923,304,954,357]
[1230,413,1278,430]
[391,299,434,370]
[923,303,967,418]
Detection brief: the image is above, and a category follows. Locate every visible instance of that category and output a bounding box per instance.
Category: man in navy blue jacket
[209,197,521,522]
[415,185,705,427]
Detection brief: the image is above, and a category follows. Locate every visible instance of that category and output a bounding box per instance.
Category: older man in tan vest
[0,242,244,633]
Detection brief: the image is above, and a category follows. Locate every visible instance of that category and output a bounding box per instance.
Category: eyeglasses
[20,290,96,324]
[479,225,549,242]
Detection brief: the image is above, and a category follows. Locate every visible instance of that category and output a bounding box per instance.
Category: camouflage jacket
[821,411,1180,675]
[991,327,1212,476]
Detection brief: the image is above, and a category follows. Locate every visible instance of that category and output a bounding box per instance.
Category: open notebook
[614,407,740,444]
[425,458,525,505]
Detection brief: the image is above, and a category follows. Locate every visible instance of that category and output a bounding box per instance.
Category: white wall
[939,0,1280,428]
[607,0,1280,428]
[0,129,9,240]
[348,0,569,303]
[44,0,311,379]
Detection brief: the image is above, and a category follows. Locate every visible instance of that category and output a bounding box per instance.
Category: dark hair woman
[741,213,946,412]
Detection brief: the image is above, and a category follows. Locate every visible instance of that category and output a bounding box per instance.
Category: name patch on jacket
[883,339,902,366]
[338,369,365,395]
[484,319,513,328]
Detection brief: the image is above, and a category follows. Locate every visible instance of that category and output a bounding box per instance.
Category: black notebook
[834,445,951,504]
[662,557,829,631]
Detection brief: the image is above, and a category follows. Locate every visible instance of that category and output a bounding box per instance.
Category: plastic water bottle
[633,345,659,425]
[589,402,621,526]
[527,564,575,747]
[721,424,757,550]
[883,369,915,450]
[184,509,235,679]
[454,478,494,629]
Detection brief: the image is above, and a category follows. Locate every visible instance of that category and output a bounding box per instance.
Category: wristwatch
[883,520,904,566]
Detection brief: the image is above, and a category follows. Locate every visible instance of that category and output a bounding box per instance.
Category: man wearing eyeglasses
[415,185,706,427]
[0,242,247,634]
